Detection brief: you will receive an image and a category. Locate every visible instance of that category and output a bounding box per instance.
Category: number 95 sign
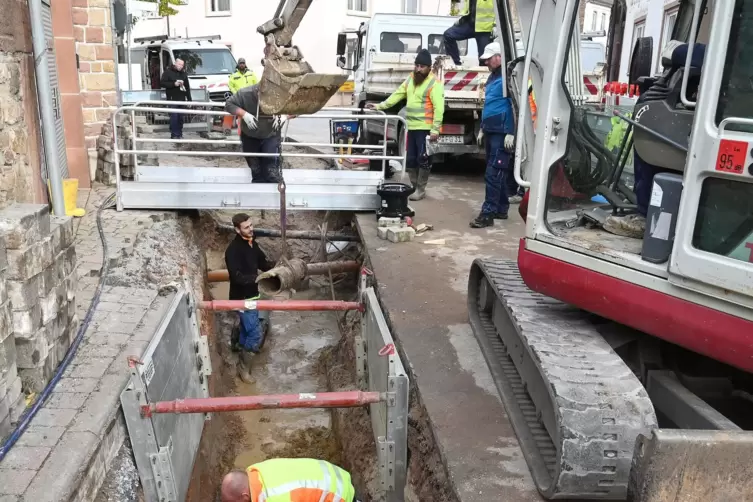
[715,139,748,174]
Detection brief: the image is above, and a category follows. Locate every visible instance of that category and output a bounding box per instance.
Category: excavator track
[467,259,658,499]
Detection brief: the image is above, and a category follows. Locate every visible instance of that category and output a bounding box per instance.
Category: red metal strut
[141,391,383,417]
[198,299,365,312]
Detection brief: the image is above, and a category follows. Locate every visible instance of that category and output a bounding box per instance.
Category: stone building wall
[71,0,117,154]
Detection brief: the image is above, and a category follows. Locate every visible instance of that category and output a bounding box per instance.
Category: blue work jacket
[482,67,515,135]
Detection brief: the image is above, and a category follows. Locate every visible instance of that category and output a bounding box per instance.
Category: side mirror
[336,33,347,56]
[337,56,347,69]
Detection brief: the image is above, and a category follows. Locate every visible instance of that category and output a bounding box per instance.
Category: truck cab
[337,13,492,162]
[131,35,237,102]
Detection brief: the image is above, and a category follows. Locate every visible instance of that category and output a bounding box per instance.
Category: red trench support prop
[141,391,383,417]
[198,299,365,312]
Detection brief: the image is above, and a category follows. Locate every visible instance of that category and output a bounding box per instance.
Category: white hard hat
[481,42,502,60]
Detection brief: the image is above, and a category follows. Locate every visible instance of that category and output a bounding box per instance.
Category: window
[428,34,467,56]
[591,12,597,31]
[693,178,753,265]
[380,32,422,53]
[657,7,678,71]
[208,0,230,15]
[348,0,368,13]
[403,0,419,13]
[716,0,753,129]
[172,49,236,75]
[632,19,646,52]
[600,13,607,31]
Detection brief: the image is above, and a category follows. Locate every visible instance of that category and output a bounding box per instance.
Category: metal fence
[111,101,409,212]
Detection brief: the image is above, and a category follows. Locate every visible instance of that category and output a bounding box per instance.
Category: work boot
[409,169,430,201]
[603,213,646,239]
[493,212,509,220]
[406,168,418,187]
[265,168,282,183]
[250,167,265,183]
[508,195,523,204]
[470,213,494,228]
[237,351,255,384]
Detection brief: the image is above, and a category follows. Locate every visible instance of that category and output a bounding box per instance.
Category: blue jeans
[241,134,281,181]
[406,130,431,171]
[481,133,511,216]
[634,152,670,217]
[170,112,183,138]
[443,21,492,65]
[238,309,265,353]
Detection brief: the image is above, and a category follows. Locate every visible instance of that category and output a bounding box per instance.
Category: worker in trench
[225,67,292,183]
[220,458,361,502]
[225,213,273,383]
[367,49,444,201]
[470,42,516,228]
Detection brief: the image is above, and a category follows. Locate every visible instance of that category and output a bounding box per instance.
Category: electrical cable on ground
[0,192,116,462]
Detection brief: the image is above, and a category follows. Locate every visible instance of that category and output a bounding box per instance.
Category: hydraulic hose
[0,192,116,462]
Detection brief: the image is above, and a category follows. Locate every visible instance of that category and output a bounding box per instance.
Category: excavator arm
[255,0,347,115]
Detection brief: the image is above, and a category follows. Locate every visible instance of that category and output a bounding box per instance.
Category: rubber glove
[242,112,258,130]
[504,134,515,152]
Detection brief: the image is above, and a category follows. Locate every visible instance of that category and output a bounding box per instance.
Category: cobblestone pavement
[0,187,174,502]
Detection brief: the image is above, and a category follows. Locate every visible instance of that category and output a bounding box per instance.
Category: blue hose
[0,192,115,462]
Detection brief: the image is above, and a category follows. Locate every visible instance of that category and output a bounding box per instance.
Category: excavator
[256,0,348,115]
[469,0,753,500]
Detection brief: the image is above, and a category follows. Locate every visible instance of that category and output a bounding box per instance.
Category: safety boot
[406,168,418,187]
[409,169,430,201]
[237,351,255,384]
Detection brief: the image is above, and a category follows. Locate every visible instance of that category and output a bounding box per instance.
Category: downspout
[28,0,66,217]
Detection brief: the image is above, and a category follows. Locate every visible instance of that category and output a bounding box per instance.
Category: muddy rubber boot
[603,213,646,239]
[237,351,255,384]
[409,169,430,201]
[406,168,418,187]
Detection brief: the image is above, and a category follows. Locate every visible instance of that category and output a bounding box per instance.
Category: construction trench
[88,144,455,502]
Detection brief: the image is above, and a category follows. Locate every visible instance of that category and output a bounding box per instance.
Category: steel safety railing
[112,102,408,211]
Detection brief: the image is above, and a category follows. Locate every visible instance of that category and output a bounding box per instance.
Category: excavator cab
[256,0,348,115]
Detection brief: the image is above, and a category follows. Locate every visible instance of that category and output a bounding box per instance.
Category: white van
[130,35,237,102]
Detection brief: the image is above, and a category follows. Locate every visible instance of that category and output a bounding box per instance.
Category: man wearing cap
[443,0,496,66]
[471,42,516,228]
[367,49,444,201]
[229,58,258,95]
[220,458,360,502]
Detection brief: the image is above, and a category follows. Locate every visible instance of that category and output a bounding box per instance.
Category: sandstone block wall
[0,203,78,440]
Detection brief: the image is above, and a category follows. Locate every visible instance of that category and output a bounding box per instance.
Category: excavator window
[715,0,753,131]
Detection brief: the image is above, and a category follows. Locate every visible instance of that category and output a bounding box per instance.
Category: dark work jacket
[160,66,192,101]
[481,67,515,135]
[225,234,273,300]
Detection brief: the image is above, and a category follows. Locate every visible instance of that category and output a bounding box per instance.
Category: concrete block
[37,259,62,299]
[39,283,62,325]
[0,445,51,470]
[0,278,6,306]
[0,333,17,372]
[42,313,67,347]
[6,235,54,281]
[25,407,77,428]
[6,275,40,310]
[378,217,402,227]
[18,356,56,393]
[50,216,74,252]
[387,226,416,243]
[8,391,26,423]
[0,237,6,271]
[11,304,42,338]
[16,425,66,447]
[0,203,50,250]
[0,372,21,404]
[0,301,10,340]
[377,226,389,240]
[96,134,111,150]
[62,245,77,278]
[0,468,35,495]
[15,336,49,369]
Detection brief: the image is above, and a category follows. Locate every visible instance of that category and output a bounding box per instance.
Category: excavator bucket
[258,57,348,116]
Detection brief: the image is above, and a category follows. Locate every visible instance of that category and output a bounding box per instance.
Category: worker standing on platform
[471,42,515,228]
[225,84,289,183]
[229,58,258,94]
[368,49,444,201]
[220,458,359,502]
[160,58,192,139]
[443,0,495,66]
[225,213,273,383]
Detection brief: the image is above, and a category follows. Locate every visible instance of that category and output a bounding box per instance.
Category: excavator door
[667,0,753,302]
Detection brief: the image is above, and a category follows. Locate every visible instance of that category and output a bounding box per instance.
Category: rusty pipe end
[140,404,153,418]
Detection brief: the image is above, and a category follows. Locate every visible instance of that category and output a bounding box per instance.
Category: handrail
[680,0,703,109]
[513,0,544,189]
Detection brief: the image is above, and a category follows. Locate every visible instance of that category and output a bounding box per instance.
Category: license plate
[438,135,464,144]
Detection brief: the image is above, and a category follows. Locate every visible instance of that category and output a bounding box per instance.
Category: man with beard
[368,49,444,201]
[225,213,273,383]
[229,58,258,94]
[471,42,516,228]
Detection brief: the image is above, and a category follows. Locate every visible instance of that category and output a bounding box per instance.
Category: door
[669,0,753,300]
[40,0,69,181]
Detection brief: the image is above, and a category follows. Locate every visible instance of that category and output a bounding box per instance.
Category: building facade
[130,0,454,77]
[618,0,679,81]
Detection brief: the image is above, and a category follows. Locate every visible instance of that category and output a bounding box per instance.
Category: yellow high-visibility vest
[461,0,496,33]
[229,70,258,94]
[377,73,445,134]
[247,458,356,502]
